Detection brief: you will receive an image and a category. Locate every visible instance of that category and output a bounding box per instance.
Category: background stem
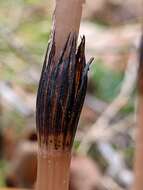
[133,96,143,190]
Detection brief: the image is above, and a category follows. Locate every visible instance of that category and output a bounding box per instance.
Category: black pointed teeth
[36,34,94,151]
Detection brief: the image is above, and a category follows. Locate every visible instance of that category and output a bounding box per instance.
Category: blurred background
[0,0,143,189]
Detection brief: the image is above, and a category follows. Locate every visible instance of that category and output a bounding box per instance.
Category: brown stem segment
[52,0,85,61]
[36,150,71,190]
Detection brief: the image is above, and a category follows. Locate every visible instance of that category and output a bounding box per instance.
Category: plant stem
[36,1,86,190]
[133,96,143,190]
[133,34,143,190]
[36,150,71,190]
[52,0,85,61]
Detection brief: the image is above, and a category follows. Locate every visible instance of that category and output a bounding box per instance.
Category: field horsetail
[35,0,93,190]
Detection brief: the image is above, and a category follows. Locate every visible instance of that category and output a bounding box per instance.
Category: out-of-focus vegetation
[92,61,124,102]
[0,0,142,189]
[0,0,51,186]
